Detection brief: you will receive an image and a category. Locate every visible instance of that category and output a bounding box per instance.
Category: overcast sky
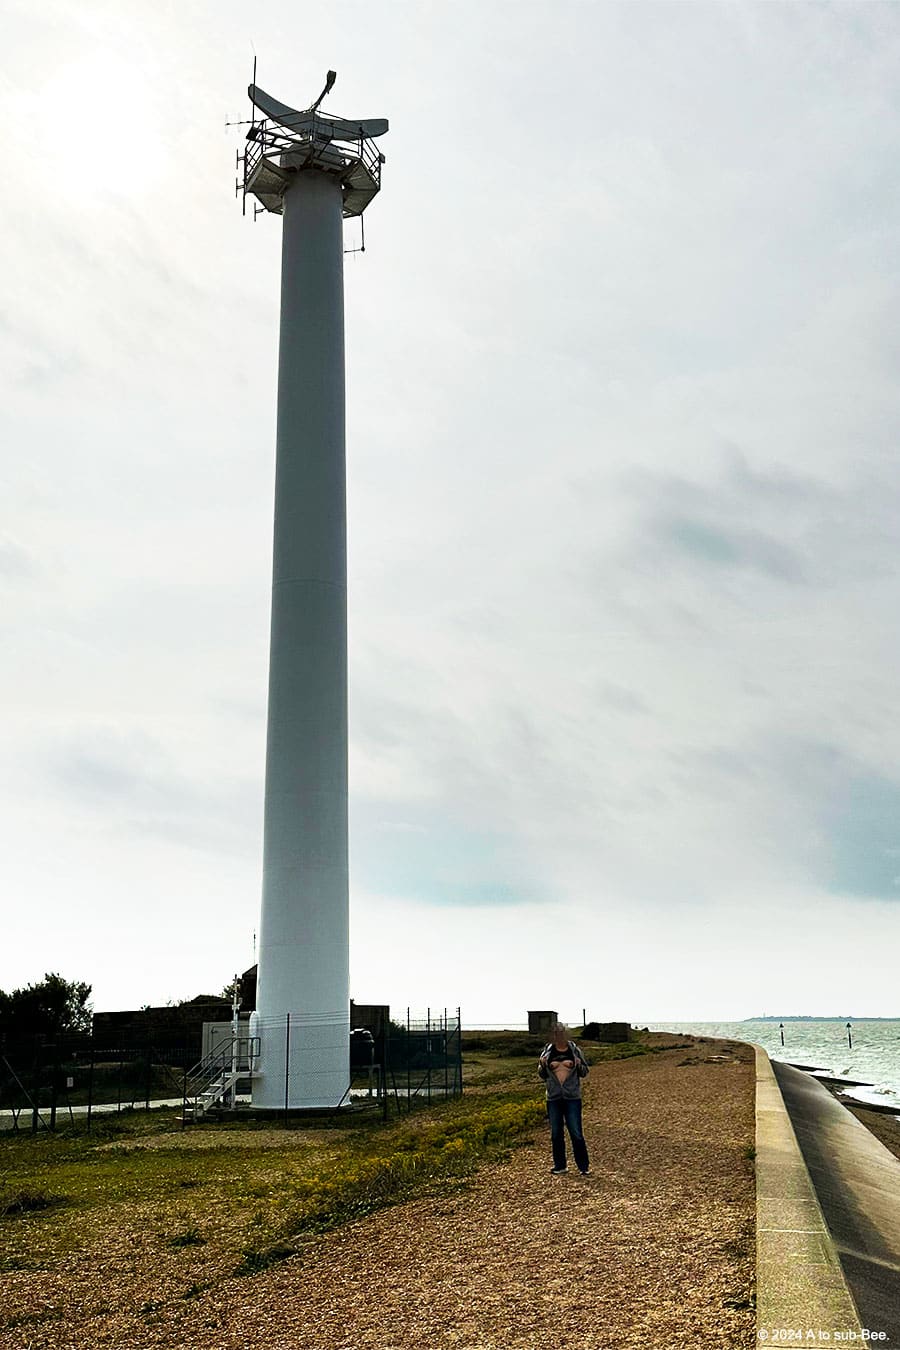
[3,0,900,1024]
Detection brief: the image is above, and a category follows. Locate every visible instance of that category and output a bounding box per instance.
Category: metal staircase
[182,1036,259,1123]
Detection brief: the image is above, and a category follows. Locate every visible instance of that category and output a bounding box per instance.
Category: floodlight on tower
[237,72,388,1110]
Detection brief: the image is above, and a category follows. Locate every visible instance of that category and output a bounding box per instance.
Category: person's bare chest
[549,1050,575,1085]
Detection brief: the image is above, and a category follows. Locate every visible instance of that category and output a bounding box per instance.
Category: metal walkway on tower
[238,81,387,219]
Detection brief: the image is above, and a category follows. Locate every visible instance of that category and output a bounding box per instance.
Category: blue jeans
[547,1097,590,1172]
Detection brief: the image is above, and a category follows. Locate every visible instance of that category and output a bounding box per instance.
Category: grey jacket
[538,1040,590,1100]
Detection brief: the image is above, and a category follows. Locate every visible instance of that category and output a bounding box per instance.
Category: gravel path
[4,1039,755,1349]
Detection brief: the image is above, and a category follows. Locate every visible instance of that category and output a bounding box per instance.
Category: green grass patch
[0,1088,546,1295]
[0,1027,660,1324]
[286,1098,540,1231]
[463,1032,653,1092]
[462,1032,548,1058]
[229,1093,544,1276]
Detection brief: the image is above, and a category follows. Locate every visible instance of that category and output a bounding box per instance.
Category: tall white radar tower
[238,74,387,1109]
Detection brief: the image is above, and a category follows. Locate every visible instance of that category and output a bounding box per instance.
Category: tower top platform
[240,80,387,218]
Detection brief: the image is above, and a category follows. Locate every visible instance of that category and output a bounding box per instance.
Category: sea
[647,1020,900,1114]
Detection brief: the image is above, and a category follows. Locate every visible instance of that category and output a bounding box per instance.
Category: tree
[0,972,93,1038]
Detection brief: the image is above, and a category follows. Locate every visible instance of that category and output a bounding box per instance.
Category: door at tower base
[249,1010,351,1109]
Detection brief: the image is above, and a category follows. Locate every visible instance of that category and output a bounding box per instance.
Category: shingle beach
[1,1034,755,1349]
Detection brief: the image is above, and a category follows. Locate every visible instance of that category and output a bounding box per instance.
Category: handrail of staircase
[185,1035,260,1088]
[183,1036,260,1114]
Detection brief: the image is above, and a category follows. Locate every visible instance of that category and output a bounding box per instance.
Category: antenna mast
[232,74,388,1111]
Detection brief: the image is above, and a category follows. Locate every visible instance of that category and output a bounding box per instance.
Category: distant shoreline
[742,1016,898,1022]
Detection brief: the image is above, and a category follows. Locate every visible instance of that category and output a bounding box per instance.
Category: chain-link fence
[1,1007,462,1135]
[0,1034,193,1133]
[383,1008,462,1107]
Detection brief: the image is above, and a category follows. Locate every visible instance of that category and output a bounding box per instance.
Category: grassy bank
[1,1096,540,1280]
[0,1033,654,1332]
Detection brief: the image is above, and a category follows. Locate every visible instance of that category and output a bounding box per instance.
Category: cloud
[351,803,546,909]
[615,447,900,601]
[656,515,807,582]
[4,0,900,1016]
[0,534,39,580]
[47,726,262,860]
[827,772,900,899]
[767,739,900,902]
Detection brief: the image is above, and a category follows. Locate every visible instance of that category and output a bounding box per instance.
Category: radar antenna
[233,69,388,223]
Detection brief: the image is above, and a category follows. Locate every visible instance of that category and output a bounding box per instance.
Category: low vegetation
[0,1188,67,1218]
[0,1031,654,1331]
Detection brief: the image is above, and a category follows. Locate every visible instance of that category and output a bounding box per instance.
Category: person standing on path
[538,1022,591,1175]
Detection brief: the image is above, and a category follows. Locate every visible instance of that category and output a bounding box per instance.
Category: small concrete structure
[349,1002,390,1040]
[583,1021,631,1043]
[527,1010,558,1035]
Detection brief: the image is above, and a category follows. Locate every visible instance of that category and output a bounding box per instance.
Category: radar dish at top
[249,85,388,142]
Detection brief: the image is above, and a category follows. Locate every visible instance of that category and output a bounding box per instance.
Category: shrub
[271,1095,544,1246]
[234,1244,296,1276]
[167,1228,205,1248]
[1,1188,66,1218]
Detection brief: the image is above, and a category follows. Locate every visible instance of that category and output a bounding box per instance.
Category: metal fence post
[49,1042,58,1132]
[86,1042,94,1133]
[30,1038,40,1135]
[284,1014,291,1128]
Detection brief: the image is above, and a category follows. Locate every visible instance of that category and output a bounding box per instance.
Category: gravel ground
[1,1038,755,1350]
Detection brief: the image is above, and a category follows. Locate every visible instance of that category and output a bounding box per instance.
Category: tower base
[249,1010,351,1110]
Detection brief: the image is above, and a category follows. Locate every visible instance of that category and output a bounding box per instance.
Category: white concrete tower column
[254,168,349,1108]
[239,80,387,1110]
